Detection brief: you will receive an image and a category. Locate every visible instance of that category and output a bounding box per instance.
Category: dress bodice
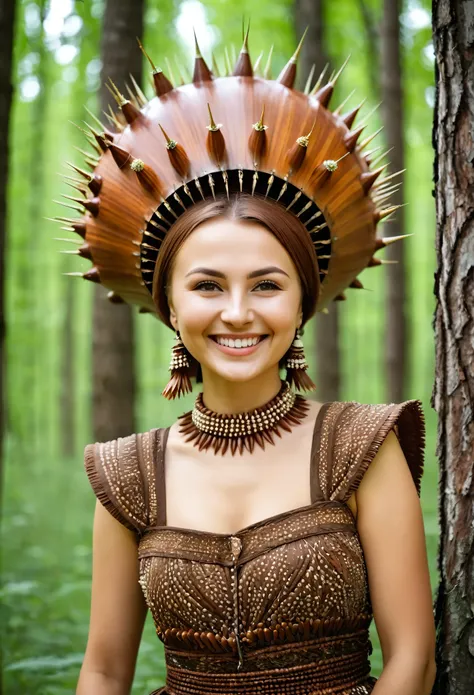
[84,399,425,695]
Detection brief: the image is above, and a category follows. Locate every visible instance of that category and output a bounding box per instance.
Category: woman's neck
[199,369,284,414]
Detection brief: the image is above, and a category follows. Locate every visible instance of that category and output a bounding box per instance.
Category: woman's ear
[168,301,178,332]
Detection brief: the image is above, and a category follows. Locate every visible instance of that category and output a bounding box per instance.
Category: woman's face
[167,217,303,385]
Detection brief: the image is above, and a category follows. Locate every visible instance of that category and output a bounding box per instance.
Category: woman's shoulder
[83,427,166,534]
[317,398,426,503]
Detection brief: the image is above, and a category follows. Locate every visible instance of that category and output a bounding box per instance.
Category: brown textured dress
[84,399,425,695]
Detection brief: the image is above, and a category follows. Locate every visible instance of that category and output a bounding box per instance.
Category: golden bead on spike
[130,158,162,198]
[159,124,190,178]
[106,78,142,125]
[276,27,308,89]
[248,105,268,164]
[287,120,316,173]
[137,38,174,97]
[206,104,226,165]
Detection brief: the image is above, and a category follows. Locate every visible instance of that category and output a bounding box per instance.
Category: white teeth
[215,336,261,348]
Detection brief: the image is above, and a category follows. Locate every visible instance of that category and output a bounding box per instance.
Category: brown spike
[233,22,252,76]
[263,45,274,80]
[62,194,99,217]
[334,292,347,301]
[248,105,268,165]
[342,101,365,128]
[373,204,405,223]
[193,29,213,83]
[139,307,153,314]
[344,125,366,152]
[211,53,221,77]
[359,127,384,150]
[159,124,190,178]
[287,120,316,173]
[360,165,387,193]
[313,82,334,108]
[253,50,264,75]
[65,267,100,283]
[83,267,101,283]
[276,27,308,88]
[130,159,162,198]
[129,73,147,106]
[206,104,226,165]
[349,278,364,289]
[106,78,143,125]
[367,256,399,267]
[374,233,413,251]
[76,242,93,260]
[107,291,125,304]
[137,39,175,97]
[310,63,329,95]
[84,124,108,152]
[108,143,132,169]
[304,64,316,95]
[66,161,91,180]
[88,173,103,195]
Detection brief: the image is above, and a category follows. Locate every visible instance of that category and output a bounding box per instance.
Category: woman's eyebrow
[185,266,290,279]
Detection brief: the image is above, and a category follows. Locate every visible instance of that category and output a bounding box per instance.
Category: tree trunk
[380,0,408,403]
[92,0,144,442]
[295,0,341,402]
[0,0,16,494]
[431,2,474,692]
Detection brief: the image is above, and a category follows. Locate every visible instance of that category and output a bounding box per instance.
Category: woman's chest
[137,502,369,640]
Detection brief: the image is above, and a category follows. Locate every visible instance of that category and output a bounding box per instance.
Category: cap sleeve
[328,400,426,503]
[84,431,153,535]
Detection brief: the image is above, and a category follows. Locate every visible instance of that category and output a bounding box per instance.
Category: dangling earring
[162,331,193,400]
[284,329,317,393]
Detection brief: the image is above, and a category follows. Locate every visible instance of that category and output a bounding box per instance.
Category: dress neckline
[151,399,334,538]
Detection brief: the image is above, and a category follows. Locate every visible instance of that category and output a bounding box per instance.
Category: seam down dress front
[84,399,425,695]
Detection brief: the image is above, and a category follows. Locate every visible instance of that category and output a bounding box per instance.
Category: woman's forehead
[174,218,295,268]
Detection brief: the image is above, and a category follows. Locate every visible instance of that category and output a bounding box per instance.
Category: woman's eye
[254,280,281,291]
[193,281,222,291]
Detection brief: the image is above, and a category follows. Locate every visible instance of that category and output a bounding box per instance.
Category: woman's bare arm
[355,430,436,694]
[77,501,148,695]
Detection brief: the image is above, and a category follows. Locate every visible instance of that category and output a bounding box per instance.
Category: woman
[69,29,436,695]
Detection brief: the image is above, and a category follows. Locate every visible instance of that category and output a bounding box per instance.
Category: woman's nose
[220,292,254,325]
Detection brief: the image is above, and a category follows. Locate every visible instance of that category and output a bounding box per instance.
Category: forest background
[2,0,437,693]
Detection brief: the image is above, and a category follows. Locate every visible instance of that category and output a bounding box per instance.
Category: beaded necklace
[178,381,310,456]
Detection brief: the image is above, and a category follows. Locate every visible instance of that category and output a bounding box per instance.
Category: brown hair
[152,194,320,329]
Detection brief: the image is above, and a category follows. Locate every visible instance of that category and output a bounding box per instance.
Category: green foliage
[3,0,438,692]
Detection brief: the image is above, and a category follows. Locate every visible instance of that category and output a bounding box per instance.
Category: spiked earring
[284,329,316,393]
[162,331,193,400]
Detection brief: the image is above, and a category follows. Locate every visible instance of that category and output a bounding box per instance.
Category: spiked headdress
[56,29,407,316]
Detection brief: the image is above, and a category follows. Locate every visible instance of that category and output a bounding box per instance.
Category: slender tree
[0,0,16,493]
[294,0,341,402]
[381,0,408,402]
[92,0,144,442]
[432,1,474,692]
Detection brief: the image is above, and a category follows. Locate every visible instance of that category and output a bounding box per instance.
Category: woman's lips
[209,335,268,356]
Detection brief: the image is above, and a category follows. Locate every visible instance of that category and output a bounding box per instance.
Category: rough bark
[381,0,408,403]
[295,0,341,402]
[92,0,144,442]
[0,0,16,494]
[431,2,474,692]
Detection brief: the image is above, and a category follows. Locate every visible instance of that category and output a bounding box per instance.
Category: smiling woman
[74,24,436,695]
[152,195,319,408]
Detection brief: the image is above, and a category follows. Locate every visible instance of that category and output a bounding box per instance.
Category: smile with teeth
[213,336,266,349]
